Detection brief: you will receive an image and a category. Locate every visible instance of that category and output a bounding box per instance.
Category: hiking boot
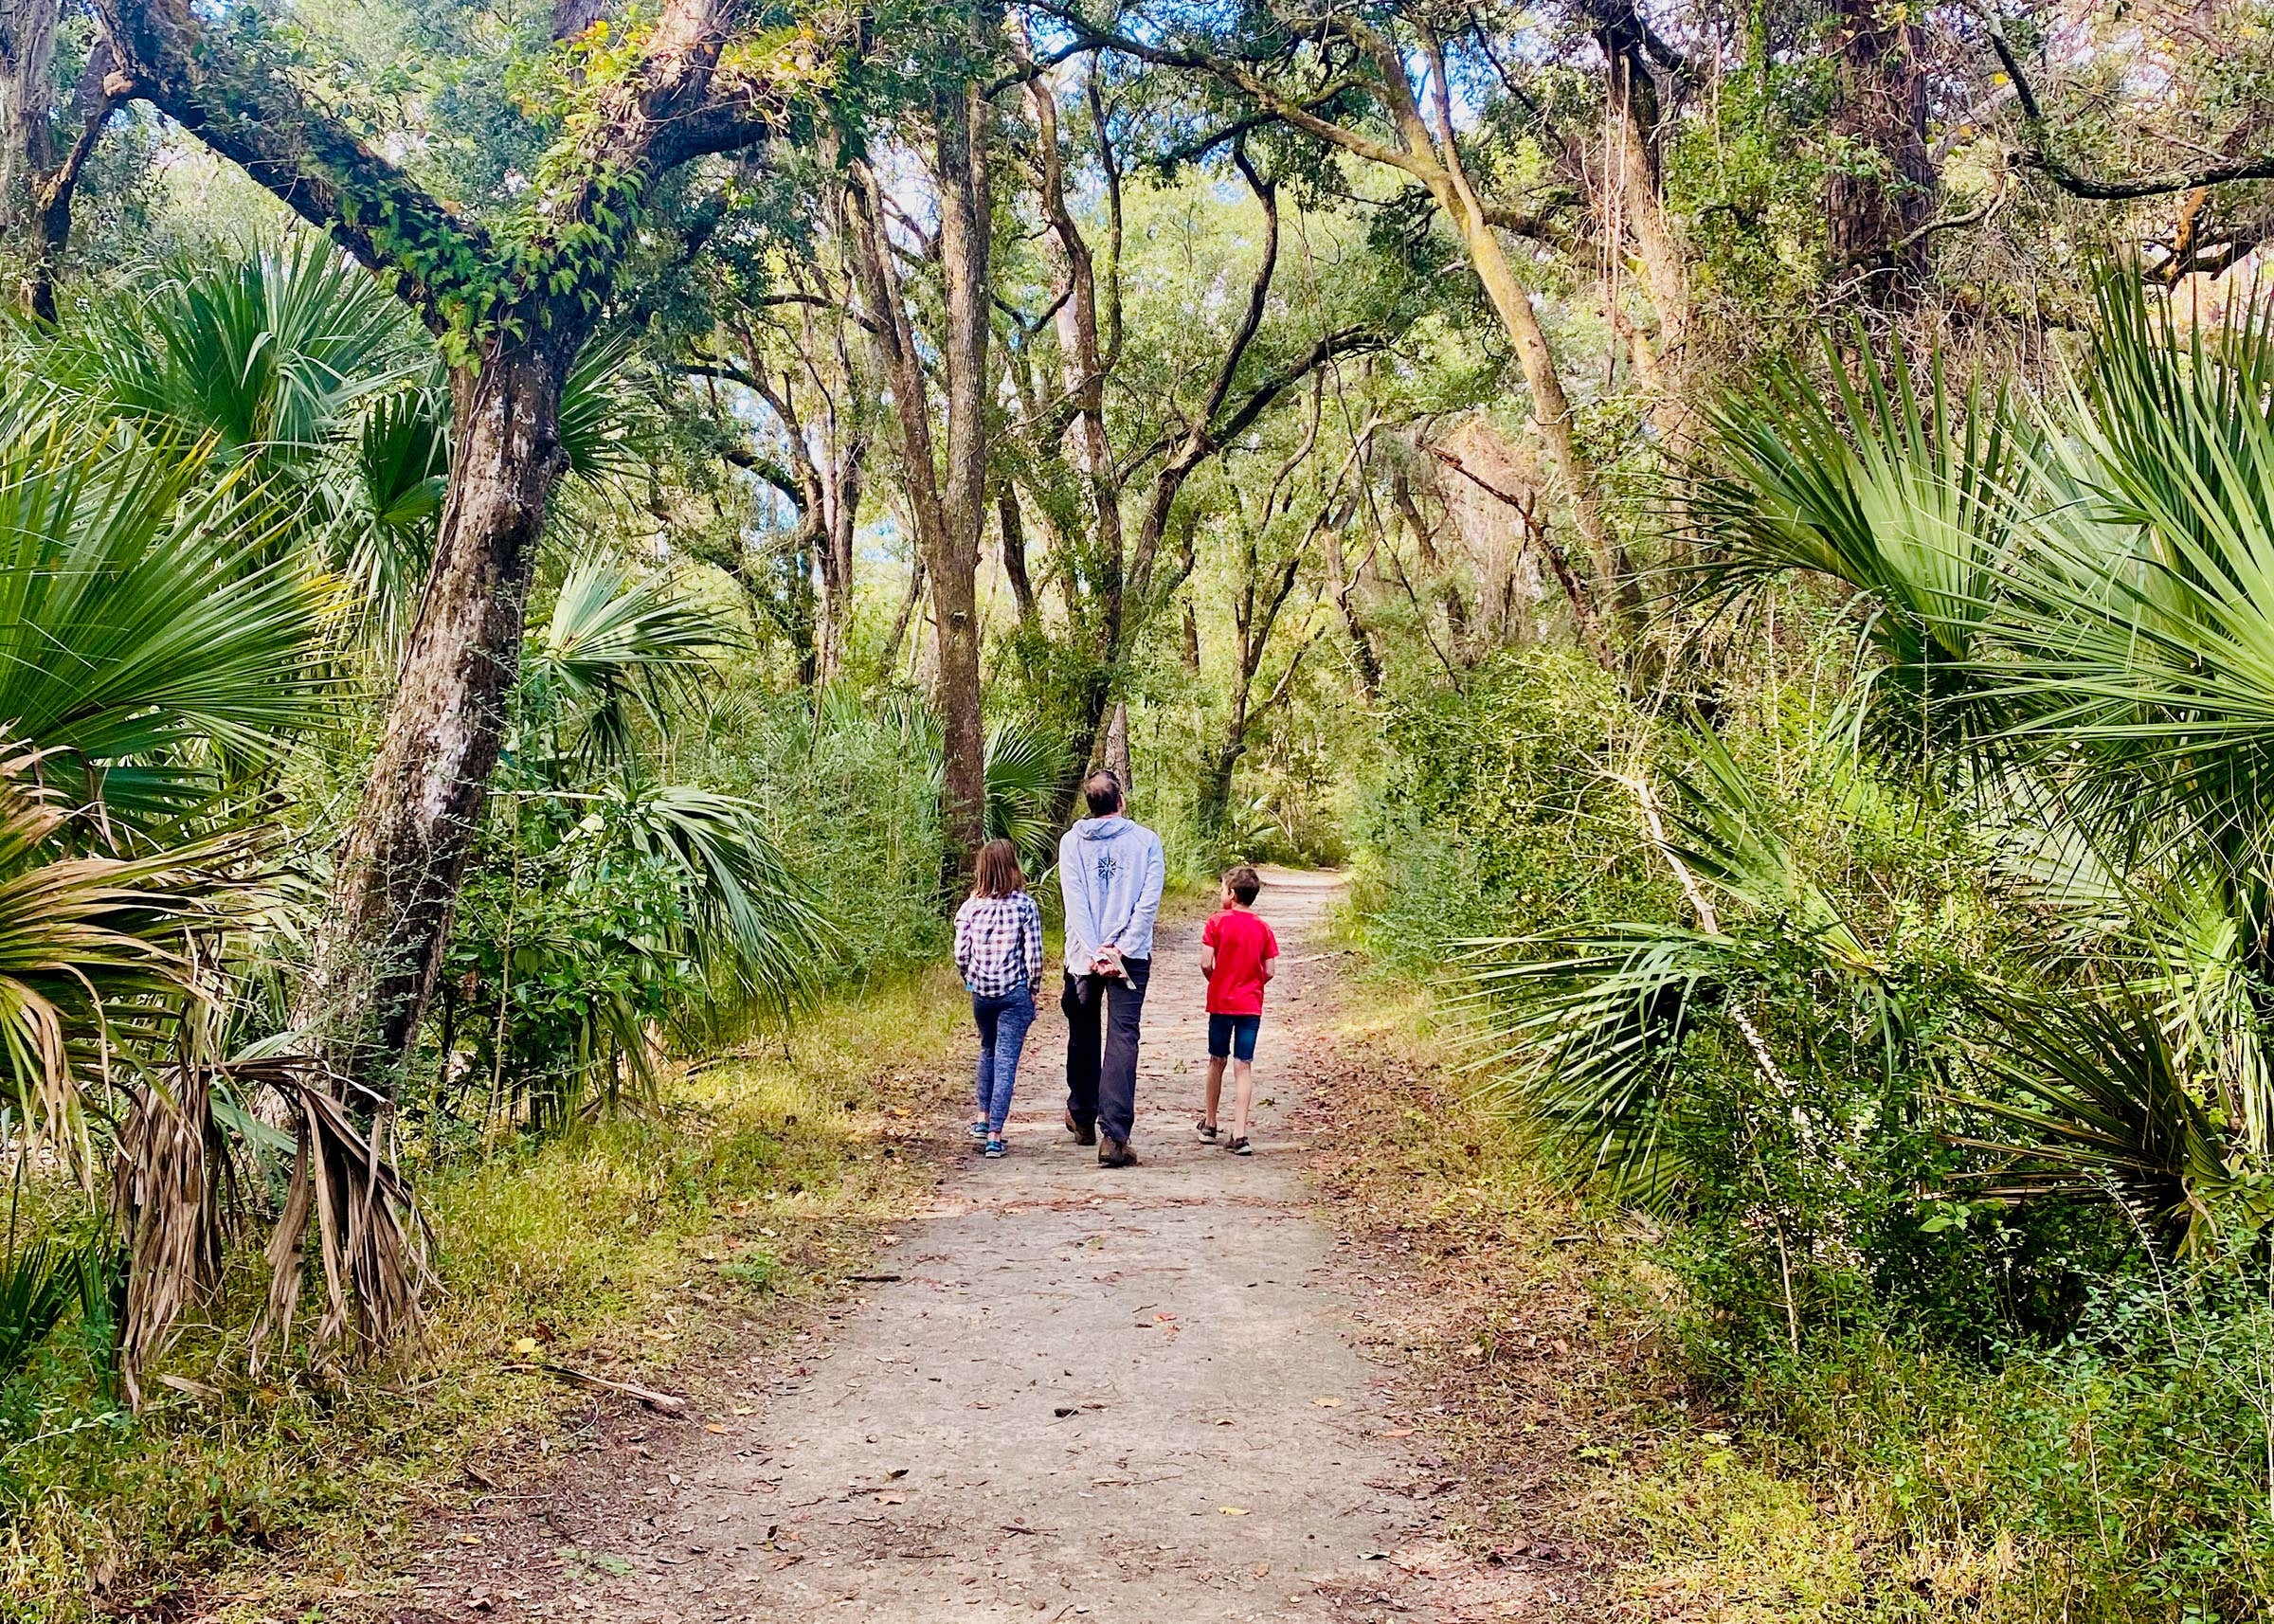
[1098,1137,1138,1168]
[1065,1109,1096,1146]
[1196,1119,1218,1143]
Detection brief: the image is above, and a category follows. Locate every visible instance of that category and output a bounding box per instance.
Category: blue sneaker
[968,1121,987,1141]
[984,1138,1007,1158]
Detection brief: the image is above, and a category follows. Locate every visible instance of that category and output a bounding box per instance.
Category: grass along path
[10,974,968,1623]
[393,867,1547,1623]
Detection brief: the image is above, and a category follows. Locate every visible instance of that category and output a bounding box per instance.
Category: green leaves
[46,237,428,475]
[519,555,741,771]
[0,405,330,830]
[592,783,833,1022]
[1687,328,2030,764]
[0,1230,114,1382]
[1950,993,2248,1257]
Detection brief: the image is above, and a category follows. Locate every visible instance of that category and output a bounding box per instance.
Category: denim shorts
[1207,1013,1261,1062]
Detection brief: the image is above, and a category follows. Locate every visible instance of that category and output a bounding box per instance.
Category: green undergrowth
[1331,904,2274,1621]
[0,967,968,1623]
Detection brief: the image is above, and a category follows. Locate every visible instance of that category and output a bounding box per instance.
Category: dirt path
[405,869,1542,1623]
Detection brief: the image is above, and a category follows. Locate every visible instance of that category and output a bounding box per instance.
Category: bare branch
[1986,25,2274,199]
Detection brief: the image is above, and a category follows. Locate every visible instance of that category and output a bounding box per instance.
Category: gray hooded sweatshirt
[1057,815,1166,974]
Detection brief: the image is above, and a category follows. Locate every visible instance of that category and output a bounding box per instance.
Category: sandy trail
[413,868,1539,1623]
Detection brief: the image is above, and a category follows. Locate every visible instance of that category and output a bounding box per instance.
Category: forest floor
[386,869,1597,1624]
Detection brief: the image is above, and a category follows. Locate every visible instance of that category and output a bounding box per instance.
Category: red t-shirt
[1203,909,1279,1016]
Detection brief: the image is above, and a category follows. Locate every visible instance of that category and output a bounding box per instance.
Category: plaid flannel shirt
[954,892,1044,999]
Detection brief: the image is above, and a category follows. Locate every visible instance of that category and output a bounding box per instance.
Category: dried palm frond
[111,1048,298,1406]
[249,1065,427,1370]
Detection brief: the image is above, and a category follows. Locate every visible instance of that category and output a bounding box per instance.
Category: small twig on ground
[509,1362,688,1415]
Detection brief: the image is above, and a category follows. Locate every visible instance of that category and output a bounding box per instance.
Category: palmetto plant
[0,401,329,831]
[1453,731,1914,1204]
[1687,331,2032,765]
[0,739,252,1168]
[518,556,740,772]
[0,1228,112,1383]
[38,238,652,644]
[47,237,427,474]
[1948,992,2254,1257]
[588,782,834,1026]
[1500,274,2274,1249]
[981,722,1065,875]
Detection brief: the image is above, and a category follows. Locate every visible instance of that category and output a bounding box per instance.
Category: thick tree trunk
[930,76,991,875]
[0,0,56,233]
[1826,0,1935,306]
[297,342,568,1086]
[1597,27,1693,448]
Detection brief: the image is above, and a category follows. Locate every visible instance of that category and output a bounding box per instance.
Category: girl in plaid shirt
[954,839,1044,1158]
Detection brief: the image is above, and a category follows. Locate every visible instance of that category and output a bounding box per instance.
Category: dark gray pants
[1062,957,1150,1146]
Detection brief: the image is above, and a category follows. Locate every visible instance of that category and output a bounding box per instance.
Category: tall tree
[1001,61,1387,776]
[1826,0,1936,305]
[1052,2,1646,646]
[87,0,827,1352]
[845,49,995,875]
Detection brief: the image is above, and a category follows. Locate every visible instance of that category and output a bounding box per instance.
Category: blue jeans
[972,986,1037,1136]
[1208,1013,1261,1062]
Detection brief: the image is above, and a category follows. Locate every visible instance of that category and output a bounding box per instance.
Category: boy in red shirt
[1198,864,1279,1156]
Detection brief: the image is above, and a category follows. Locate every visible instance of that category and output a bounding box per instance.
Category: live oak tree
[86,0,837,1352]
[998,61,1391,777]
[1049,0,1653,653]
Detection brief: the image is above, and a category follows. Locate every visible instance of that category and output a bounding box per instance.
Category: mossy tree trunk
[90,0,803,1356]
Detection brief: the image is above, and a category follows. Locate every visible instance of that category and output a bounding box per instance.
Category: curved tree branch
[1988,26,2274,199]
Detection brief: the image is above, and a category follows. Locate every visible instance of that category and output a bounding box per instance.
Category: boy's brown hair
[1222,864,1262,906]
[973,838,1026,898]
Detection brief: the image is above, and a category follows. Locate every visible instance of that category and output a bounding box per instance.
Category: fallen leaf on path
[1383,1427,1416,1438]
[1253,1563,1270,1578]
[1218,1507,1250,1516]
[1313,1397,1343,1408]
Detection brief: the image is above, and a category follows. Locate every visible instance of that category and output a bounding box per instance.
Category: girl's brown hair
[972,838,1026,898]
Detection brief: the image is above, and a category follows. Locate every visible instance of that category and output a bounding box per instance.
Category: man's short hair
[1224,864,1262,905]
[1084,770,1123,818]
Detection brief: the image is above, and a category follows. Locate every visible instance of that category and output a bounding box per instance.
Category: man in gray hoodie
[1057,769,1166,1167]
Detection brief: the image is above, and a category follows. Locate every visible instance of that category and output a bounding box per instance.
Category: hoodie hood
[1074,816,1140,842]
